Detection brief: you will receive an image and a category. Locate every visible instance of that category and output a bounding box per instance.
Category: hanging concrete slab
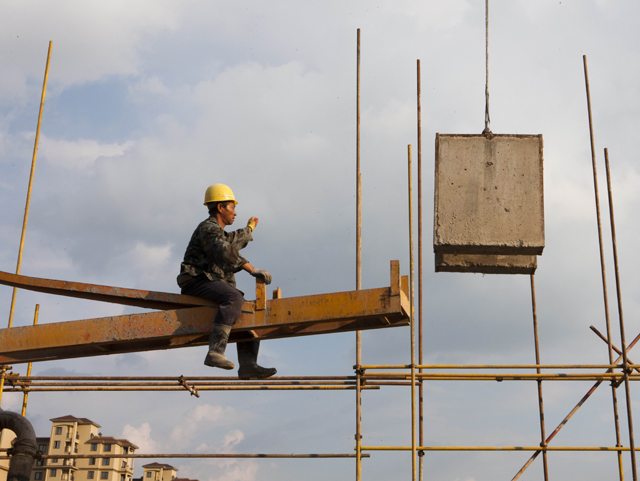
[434,134,544,256]
[435,253,537,275]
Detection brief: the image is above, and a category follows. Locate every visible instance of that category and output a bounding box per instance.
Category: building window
[103,445,111,452]
[37,459,44,466]
[89,458,96,466]
[51,469,57,477]
[102,458,110,466]
[39,444,47,452]
[56,427,62,435]
[146,473,151,478]
[54,441,61,449]
[121,461,126,469]
[52,459,59,463]
[35,473,43,480]
[91,444,97,452]
[101,473,108,480]
[88,472,94,479]
[120,475,124,481]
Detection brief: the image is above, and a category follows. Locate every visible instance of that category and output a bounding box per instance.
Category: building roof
[85,437,139,449]
[50,415,101,428]
[142,463,177,470]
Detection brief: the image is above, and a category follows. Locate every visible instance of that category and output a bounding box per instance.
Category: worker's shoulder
[196,217,224,235]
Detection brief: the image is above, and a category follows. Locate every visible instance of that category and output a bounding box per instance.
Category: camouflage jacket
[178,216,253,288]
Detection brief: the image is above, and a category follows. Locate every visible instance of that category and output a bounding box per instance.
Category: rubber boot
[204,324,235,370]
[237,340,277,380]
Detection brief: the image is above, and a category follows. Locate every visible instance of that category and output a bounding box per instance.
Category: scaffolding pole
[583,53,625,481]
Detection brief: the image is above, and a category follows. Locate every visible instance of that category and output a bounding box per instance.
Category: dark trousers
[181,276,244,327]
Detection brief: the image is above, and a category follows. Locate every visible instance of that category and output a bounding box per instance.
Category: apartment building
[0,415,137,481]
[138,464,196,481]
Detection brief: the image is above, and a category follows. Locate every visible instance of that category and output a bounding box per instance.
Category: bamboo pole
[408,144,416,481]
[530,276,549,480]
[583,54,625,481]
[1,41,52,409]
[511,329,640,480]
[416,58,425,481]
[20,304,38,416]
[604,147,637,480]
[355,27,363,481]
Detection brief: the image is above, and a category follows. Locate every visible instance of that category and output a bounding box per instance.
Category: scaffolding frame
[0,38,638,481]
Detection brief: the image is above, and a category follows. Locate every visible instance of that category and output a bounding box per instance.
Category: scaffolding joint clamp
[354,434,362,441]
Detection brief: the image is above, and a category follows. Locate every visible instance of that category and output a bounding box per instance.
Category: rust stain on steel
[0,270,213,310]
[0,284,409,364]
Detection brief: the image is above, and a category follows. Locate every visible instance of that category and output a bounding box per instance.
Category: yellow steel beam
[0,261,409,364]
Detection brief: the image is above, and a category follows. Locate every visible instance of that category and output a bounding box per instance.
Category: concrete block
[434,134,544,255]
[435,253,537,275]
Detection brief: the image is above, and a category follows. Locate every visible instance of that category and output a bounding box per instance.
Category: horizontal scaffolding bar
[1,386,379,392]
[0,453,369,459]
[361,446,633,452]
[359,364,625,370]
[363,373,640,381]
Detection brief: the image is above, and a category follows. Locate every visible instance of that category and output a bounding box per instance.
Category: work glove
[247,217,258,231]
[250,269,272,285]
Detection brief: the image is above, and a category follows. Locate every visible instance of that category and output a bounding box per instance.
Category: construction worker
[177,184,276,380]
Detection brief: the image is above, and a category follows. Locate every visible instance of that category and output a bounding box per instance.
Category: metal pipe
[511,328,640,480]
[408,144,416,481]
[12,375,358,381]
[1,42,52,410]
[7,42,52,329]
[605,147,637,480]
[590,325,640,373]
[364,373,632,380]
[355,27,363,481]
[362,446,635,452]
[9,381,361,387]
[0,453,369,459]
[360,364,620,370]
[530,276,549,480]
[4,386,380,392]
[0,410,37,481]
[20,305,38,417]
[416,58,425,481]
[583,53,625,481]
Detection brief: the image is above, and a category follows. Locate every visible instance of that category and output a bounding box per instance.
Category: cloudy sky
[1,1,640,480]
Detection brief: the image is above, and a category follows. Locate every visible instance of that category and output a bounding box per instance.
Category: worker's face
[218,202,237,226]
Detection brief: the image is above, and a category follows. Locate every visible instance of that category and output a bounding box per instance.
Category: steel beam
[0,261,409,364]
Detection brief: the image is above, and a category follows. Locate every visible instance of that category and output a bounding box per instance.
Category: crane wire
[483,0,492,136]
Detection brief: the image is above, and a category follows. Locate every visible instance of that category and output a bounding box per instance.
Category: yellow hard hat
[203,184,238,205]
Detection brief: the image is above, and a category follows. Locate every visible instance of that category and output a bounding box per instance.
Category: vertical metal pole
[530,276,549,481]
[7,41,52,329]
[1,41,52,409]
[355,27,363,481]
[416,59,424,481]
[21,304,39,416]
[604,148,637,481]
[408,144,416,481]
[583,55,625,480]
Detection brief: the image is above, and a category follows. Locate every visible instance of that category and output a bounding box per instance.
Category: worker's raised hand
[250,268,272,285]
[247,217,259,231]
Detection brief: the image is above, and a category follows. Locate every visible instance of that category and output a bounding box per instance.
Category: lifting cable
[483,0,492,136]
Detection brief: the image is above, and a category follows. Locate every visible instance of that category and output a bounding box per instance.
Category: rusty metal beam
[0,270,213,310]
[0,261,409,364]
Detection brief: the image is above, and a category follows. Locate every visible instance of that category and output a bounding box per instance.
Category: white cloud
[209,461,258,481]
[129,76,171,102]
[170,404,236,446]
[0,1,182,99]
[39,136,134,172]
[120,422,159,454]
